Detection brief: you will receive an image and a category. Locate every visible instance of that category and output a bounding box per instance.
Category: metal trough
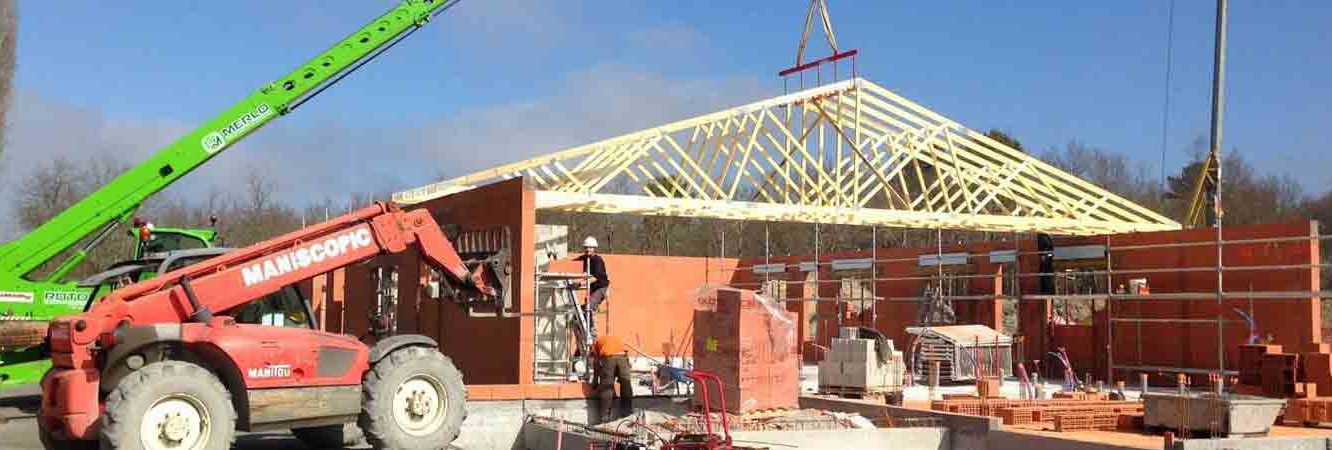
[1142,393,1285,437]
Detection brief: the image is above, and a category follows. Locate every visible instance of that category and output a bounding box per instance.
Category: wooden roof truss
[395,78,1179,235]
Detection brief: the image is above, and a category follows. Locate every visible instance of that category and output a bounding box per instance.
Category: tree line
[5,128,1330,284]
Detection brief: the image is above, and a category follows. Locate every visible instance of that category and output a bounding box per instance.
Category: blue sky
[5,0,1330,220]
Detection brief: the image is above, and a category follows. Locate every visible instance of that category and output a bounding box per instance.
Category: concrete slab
[1167,436,1331,450]
[730,428,947,450]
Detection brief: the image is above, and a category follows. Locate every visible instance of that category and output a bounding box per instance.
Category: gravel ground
[0,384,358,450]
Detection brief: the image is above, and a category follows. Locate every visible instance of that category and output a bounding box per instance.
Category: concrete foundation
[729,429,947,450]
[1167,437,1332,450]
[1143,393,1286,437]
[454,396,691,449]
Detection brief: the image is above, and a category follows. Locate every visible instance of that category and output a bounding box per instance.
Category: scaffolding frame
[718,228,1330,382]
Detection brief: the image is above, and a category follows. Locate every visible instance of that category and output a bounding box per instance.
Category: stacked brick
[1117,413,1145,431]
[1054,412,1121,432]
[1285,398,1332,424]
[692,288,798,414]
[931,398,1142,432]
[1234,343,1327,399]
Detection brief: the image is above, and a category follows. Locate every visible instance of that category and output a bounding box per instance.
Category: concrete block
[817,361,843,387]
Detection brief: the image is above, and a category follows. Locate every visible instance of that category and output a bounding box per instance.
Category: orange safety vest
[593,335,624,357]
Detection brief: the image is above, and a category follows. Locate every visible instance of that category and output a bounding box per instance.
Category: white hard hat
[582,236,599,248]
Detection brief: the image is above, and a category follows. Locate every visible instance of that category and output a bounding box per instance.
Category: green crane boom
[0,0,459,387]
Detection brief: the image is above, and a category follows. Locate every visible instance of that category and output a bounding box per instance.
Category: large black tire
[99,361,236,450]
[292,422,364,449]
[358,346,466,450]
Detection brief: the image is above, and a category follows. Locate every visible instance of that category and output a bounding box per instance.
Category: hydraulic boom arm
[65,202,493,330]
[0,0,459,281]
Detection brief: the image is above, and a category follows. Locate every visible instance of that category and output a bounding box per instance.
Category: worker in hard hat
[574,236,610,337]
[593,334,633,422]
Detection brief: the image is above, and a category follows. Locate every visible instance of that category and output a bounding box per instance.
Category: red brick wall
[316,179,534,385]
[731,242,1013,363]
[1020,222,1320,382]
[548,254,740,359]
[309,175,1318,393]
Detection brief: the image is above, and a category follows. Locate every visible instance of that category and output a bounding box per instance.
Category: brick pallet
[1261,352,1300,397]
[1238,344,1282,386]
[1117,413,1144,431]
[692,288,798,414]
[1054,412,1120,432]
[997,403,1144,426]
[930,398,1140,421]
[1285,398,1332,425]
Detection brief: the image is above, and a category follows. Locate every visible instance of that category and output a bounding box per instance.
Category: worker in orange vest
[593,334,633,422]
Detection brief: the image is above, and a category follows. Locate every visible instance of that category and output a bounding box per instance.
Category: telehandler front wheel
[99,361,237,450]
[358,346,466,450]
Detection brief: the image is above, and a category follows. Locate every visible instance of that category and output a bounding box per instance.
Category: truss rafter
[395,78,1180,235]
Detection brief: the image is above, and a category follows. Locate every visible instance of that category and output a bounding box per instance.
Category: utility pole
[1210,0,1229,389]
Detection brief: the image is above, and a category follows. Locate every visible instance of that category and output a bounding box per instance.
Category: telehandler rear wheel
[358,346,466,450]
[99,361,237,450]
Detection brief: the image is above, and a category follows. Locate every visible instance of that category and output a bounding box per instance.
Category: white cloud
[416,63,768,179]
[0,66,772,238]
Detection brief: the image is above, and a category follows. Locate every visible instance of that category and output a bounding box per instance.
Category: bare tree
[1042,142,1165,213]
[243,167,276,212]
[0,0,14,174]
[15,157,82,230]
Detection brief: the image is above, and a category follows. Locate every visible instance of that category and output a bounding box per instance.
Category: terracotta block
[1311,401,1328,423]
[464,386,488,401]
[524,384,563,400]
[487,384,526,400]
[693,288,798,414]
[977,377,1003,398]
[1287,399,1308,422]
[1117,413,1144,431]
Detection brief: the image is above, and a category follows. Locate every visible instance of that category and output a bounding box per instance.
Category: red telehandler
[40,202,498,450]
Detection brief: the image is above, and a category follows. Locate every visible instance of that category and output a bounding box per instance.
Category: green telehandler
[0,0,462,388]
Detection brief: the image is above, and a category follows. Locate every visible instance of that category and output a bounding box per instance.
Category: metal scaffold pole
[765,224,771,293]
[1106,234,1114,385]
[871,226,878,327]
[1210,0,1229,387]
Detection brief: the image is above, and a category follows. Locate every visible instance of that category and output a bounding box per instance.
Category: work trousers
[585,287,609,338]
[596,354,633,423]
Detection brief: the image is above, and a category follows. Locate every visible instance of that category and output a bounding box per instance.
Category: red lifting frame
[778,49,858,78]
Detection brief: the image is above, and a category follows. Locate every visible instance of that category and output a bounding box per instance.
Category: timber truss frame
[395,78,1180,235]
